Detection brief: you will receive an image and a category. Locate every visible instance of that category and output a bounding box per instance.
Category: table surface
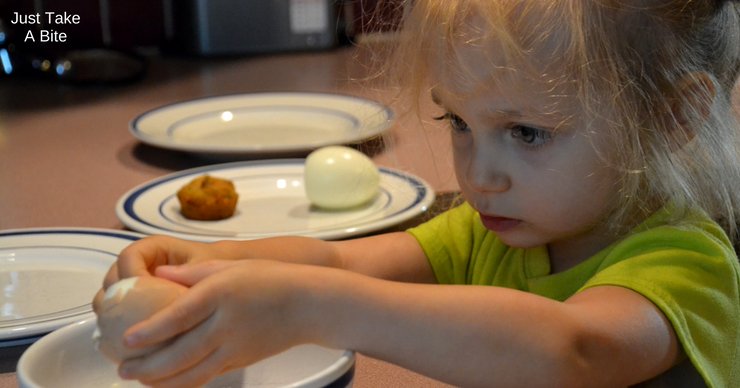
[0,43,458,387]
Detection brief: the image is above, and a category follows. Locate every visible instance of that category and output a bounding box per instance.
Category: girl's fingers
[101,264,120,289]
[122,282,215,348]
[116,239,161,278]
[155,260,241,287]
[116,235,192,279]
[91,289,106,314]
[119,309,225,384]
[132,347,236,388]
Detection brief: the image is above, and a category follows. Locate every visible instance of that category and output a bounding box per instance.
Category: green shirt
[407,202,739,387]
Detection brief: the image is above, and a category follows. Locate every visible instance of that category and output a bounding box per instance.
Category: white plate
[18,318,354,388]
[17,319,355,388]
[0,228,142,346]
[116,160,434,241]
[130,92,394,156]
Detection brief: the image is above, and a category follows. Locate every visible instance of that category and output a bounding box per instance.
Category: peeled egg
[93,276,187,363]
[304,146,380,209]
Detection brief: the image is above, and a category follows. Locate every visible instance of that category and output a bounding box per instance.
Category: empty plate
[130,92,394,156]
[0,228,142,346]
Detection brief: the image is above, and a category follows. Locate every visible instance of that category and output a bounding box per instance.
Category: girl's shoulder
[587,207,739,388]
[619,206,737,262]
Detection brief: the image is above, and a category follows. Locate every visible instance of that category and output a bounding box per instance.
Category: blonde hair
[384,0,740,242]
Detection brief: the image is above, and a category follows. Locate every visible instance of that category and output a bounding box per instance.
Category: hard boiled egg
[304,146,380,209]
[93,276,187,363]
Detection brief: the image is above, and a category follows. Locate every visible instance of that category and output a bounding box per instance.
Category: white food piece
[92,277,139,343]
[93,276,187,363]
[103,276,139,301]
[304,146,380,209]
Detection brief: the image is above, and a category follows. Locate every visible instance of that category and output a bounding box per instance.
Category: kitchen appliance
[166,0,343,55]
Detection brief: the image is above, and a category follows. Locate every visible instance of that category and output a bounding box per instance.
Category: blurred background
[0,0,405,83]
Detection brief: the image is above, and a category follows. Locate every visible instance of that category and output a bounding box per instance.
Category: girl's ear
[666,72,716,150]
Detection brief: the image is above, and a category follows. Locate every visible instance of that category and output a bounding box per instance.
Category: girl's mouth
[479,214,522,233]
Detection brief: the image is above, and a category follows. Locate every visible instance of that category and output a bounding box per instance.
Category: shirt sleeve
[406,202,480,284]
[579,223,740,388]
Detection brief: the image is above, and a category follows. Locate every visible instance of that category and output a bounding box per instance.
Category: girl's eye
[510,125,552,147]
[434,113,470,133]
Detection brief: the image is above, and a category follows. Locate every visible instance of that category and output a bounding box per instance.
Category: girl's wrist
[285,265,365,349]
[208,239,245,261]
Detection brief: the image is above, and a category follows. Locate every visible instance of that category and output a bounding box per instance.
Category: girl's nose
[466,144,511,193]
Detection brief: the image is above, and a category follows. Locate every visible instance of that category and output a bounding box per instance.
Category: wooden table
[0,43,458,387]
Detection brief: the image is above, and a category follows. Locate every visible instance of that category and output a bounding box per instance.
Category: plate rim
[0,227,143,345]
[129,91,395,155]
[116,159,435,241]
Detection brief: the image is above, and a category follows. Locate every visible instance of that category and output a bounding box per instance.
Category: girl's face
[432,38,621,267]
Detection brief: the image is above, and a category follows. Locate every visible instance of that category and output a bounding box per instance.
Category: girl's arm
[102,232,437,288]
[213,232,437,283]
[320,276,681,387]
[117,257,680,388]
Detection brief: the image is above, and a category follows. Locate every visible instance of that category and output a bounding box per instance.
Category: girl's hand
[104,235,218,286]
[93,236,224,314]
[115,259,311,388]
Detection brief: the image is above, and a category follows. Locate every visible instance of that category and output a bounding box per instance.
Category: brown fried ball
[177,175,238,220]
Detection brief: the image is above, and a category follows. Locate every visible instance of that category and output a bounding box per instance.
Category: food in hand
[177,175,239,220]
[304,146,380,209]
[93,276,187,363]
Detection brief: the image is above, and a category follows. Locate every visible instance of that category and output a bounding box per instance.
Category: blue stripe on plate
[323,364,355,388]
[0,229,140,241]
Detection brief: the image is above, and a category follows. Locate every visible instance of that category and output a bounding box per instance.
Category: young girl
[96,1,740,386]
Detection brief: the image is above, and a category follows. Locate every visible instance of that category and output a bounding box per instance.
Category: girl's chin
[489,229,547,250]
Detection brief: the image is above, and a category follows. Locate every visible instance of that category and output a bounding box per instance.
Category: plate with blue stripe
[116,159,435,241]
[0,228,143,346]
